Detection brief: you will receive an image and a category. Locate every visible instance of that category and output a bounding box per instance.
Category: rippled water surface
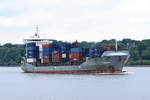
[0,66,150,100]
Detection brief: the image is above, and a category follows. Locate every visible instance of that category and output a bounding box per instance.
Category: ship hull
[21,50,130,74]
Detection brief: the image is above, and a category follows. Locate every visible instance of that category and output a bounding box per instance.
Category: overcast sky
[0,0,150,44]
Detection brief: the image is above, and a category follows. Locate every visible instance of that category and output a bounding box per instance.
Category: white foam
[95,71,134,75]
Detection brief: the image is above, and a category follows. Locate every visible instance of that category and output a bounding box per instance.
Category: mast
[36,24,39,34]
[115,39,118,51]
[33,24,40,38]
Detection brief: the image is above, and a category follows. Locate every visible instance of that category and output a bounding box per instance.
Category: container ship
[21,30,130,74]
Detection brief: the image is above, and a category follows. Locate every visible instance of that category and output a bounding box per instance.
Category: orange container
[42,44,52,48]
[69,52,83,62]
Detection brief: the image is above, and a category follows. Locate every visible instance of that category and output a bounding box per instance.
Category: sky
[0,0,150,44]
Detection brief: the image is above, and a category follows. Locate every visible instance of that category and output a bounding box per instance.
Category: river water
[0,66,150,100]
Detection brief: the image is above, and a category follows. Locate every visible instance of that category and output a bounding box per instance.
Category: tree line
[0,39,150,66]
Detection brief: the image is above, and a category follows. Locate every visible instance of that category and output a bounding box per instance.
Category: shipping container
[61,53,69,62]
[70,42,79,48]
[83,48,89,57]
[60,49,70,53]
[61,58,69,62]
[43,48,53,51]
[52,58,61,62]
[27,47,37,51]
[43,55,51,59]
[27,54,37,58]
[52,42,71,51]
[52,54,62,59]
[27,58,36,63]
[43,48,53,55]
[89,47,104,58]
[52,54,62,62]
[42,44,52,48]
[62,53,67,58]
[69,52,84,62]
[26,43,36,47]
[42,59,50,63]
[26,46,39,58]
[27,50,39,58]
[52,50,60,54]
[70,48,83,53]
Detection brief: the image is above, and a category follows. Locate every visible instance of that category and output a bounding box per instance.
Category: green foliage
[141,46,150,60]
[129,46,140,60]
[0,44,25,66]
[0,38,150,66]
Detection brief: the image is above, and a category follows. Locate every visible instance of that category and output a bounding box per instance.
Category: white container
[39,51,43,59]
[41,59,44,63]
[27,58,36,63]
[62,54,66,58]
[38,44,43,59]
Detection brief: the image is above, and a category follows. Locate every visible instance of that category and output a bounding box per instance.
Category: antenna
[115,39,118,51]
[32,24,40,38]
[36,24,39,34]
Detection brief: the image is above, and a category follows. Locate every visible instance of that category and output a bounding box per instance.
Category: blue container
[62,58,69,62]
[43,52,50,55]
[82,48,89,57]
[89,47,104,58]
[71,48,83,53]
[52,50,60,54]
[26,43,36,47]
[43,48,53,55]
[27,54,37,58]
[70,43,79,48]
[27,52,38,58]
[83,52,89,57]
[27,49,39,58]
[43,55,50,59]
[27,47,37,51]
[60,50,70,53]
[27,50,36,54]
[43,48,53,52]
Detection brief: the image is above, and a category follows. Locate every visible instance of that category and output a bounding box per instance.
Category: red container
[42,59,50,63]
[100,46,113,51]
[69,52,83,62]
[52,54,62,59]
[42,44,52,48]
[52,58,61,62]
[52,54,62,63]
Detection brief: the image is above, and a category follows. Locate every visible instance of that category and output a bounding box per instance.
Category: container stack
[69,48,84,62]
[60,43,70,62]
[26,43,39,63]
[25,41,109,65]
[82,48,90,57]
[42,44,53,63]
[52,50,62,63]
[89,47,104,58]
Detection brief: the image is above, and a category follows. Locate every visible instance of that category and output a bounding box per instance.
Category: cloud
[0,0,150,44]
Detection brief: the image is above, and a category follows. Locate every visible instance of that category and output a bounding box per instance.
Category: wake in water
[95,71,134,75]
